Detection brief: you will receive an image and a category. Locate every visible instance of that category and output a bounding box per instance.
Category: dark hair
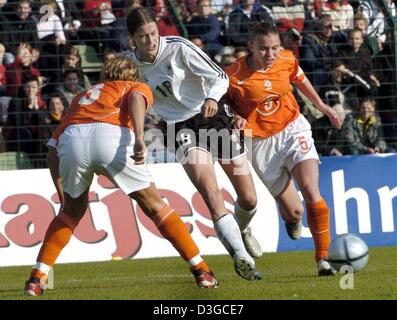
[63,45,81,67]
[315,14,332,30]
[249,22,279,40]
[126,6,156,36]
[63,45,81,58]
[62,69,80,79]
[360,96,376,107]
[234,47,249,55]
[348,28,364,37]
[48,93,62,103]
[18,0,31,6]
[22,74,40,85]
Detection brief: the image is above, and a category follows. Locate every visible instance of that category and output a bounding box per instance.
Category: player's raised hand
[132,138,147,164]
[201,99,218,118]
[233,114,247,130]
[320,103,342,129]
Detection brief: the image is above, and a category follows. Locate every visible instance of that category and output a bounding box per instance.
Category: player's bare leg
[292,159,336,276]
[220,155,263,258]
[182,149,262,280]
[291,159,322,204]
[130,182,218,288]
[182,149,227,221]
[275,179,304,240]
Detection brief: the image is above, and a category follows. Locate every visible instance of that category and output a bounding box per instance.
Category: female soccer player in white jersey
[125,6,262,281]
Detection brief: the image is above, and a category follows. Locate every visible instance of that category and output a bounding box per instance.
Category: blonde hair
[101,55,139,82]
[361,97,376,108]
[0,43,5,54]
[40,0,58,11]
[354,12,369,28]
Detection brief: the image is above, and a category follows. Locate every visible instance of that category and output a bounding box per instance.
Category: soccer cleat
[241,227,263,258]
[24,278,44,296]
[233,256,262,281]
[192,269,219,288]
[285,220,302,240]
[317,258,337,276]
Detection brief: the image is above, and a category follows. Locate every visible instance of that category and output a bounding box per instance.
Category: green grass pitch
[1,247,396,300]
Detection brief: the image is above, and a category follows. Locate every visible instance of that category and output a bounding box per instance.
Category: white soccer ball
[328,233,369,272]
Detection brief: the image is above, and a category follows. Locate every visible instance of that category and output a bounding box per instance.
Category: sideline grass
[1,247,396,300]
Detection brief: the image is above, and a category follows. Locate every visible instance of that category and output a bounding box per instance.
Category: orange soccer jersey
[225,49,306,138]
[51,81,153,143]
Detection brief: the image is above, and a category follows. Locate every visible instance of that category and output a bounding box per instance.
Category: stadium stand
[74,44,103,73]
[0,151,33,170]
[0,0,396,169]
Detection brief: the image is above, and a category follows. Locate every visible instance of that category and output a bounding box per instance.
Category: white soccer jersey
[127,36,229,123]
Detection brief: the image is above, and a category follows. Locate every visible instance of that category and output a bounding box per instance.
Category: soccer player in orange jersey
[224,22,342,276]
[24,56,218,296]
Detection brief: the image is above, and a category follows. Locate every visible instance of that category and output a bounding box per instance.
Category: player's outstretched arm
[295,79,342,129]
[128,92,148,164]
[47,147,64,210]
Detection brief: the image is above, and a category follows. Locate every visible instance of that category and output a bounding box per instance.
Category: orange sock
[30,211,79,279]
[151,205,209,273]
[306,199,331,262]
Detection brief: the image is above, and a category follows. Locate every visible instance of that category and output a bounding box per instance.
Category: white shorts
[247,114,319,197]
[56,123,153,198]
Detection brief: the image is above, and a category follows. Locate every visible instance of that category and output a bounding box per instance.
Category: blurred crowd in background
[0,0,396,168]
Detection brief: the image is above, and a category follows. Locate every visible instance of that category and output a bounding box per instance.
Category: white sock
[234,201,257,232]
[187,254,203,268]
[34,262,51,275]
[214,214,254,264]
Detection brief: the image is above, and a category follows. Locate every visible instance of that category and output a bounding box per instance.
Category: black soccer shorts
[164,104,246,161]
